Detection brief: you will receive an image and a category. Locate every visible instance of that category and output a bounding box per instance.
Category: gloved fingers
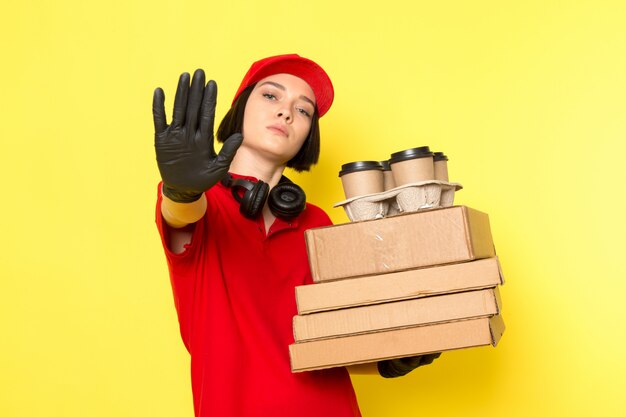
[186,69,206,132]
[215,133,243,168]
[378,352,442,378]
[199,79,218,153]
[419,352,442,366]
[152,87,167,134]
[378,358,413,378]
[172,72,190,128]
[399,356,422,368]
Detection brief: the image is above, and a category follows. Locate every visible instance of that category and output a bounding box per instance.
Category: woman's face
[241,73,316,165]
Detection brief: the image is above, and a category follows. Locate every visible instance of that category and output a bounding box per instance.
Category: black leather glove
[153,69,243,202]
[377,353,441,378]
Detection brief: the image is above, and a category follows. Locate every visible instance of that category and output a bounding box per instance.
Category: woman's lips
[267,124,288,136]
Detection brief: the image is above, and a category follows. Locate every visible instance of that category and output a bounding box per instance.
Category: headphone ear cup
[239,180,269,219]
[268,182,306,220]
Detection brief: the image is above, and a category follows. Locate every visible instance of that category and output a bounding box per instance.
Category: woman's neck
[228,147,286,188]
[228,146,288,233]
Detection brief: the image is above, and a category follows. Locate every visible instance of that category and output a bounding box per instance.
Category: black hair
[216,83,321,172]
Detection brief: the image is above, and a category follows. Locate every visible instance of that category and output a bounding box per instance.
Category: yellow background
[1,0,625,416]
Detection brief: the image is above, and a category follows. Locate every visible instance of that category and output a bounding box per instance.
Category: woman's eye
[297,108,311,118]
[262,93,276,100]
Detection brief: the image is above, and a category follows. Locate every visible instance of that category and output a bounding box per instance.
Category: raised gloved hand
[153,69,243,202]
[377,353,441,378]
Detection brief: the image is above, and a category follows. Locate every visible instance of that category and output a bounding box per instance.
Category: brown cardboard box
[289,315,505,372]
[295,257,503,315]
[305,205,495,283]
[293,288,501,342]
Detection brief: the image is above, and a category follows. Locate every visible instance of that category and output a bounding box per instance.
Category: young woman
[152,54,437,417]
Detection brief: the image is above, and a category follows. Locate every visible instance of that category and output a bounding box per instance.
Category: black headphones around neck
[221,173,306,220]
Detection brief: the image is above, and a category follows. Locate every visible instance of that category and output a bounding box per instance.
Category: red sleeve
[154,182,207,351]
[154,182,205,261]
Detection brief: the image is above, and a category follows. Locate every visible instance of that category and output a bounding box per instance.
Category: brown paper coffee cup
[381,160,396,191]
[389,146,435,186]
[433,152,449,182]
[339,161,385,199]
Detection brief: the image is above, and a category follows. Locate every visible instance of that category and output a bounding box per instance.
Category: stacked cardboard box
[289,205,505,373]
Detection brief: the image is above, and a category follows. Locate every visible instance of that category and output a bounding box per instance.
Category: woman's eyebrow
[259,81,315,107]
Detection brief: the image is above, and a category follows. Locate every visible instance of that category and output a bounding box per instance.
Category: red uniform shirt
[155,176,361,417]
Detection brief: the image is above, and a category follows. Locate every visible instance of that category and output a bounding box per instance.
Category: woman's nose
[277,108,292,122]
